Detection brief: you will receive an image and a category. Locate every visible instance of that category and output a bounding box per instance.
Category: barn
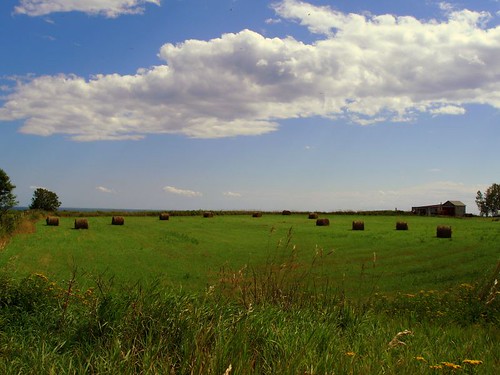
[412,201,466,217]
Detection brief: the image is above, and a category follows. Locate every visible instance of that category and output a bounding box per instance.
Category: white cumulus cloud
[1,0,499,141]
[14,0,160,18]
[163,186,202,198]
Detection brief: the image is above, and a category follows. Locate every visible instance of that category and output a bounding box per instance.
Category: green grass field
[1,214,498,295]
[1,213,499,374]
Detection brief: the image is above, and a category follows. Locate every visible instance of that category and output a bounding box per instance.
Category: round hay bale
[203,212,214,218]
[316,218,330,226]
[46,216,59,226]
[282,210,292,215]
[252,212,262,218]
[352,221,365,231]
[308,213,319,219]
[74,218,89,230]
[159,213,170,221]
[396,221,408,230]
[436,225,452,238]
[112,216,124,225]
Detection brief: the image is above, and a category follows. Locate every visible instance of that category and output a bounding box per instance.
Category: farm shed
[412,201,466,217]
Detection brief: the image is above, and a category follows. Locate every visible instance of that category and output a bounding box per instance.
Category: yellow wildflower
[345,351,356,357]
[429,365,442,369]
[441,362,461,370]
[462,359,483,365]
[415,356,427,362]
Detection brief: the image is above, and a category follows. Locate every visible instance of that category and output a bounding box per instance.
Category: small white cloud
[265,18,281,24]
[30,185,47,190]
[428,168,441,173]
[163,186,202,197]
[96,186,115,194]
[224,191,242,198]
[438,2,455,13]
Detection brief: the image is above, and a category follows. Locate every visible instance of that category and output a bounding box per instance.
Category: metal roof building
[412,200,466,217]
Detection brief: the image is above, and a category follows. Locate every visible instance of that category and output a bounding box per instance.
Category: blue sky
[1,0,499,212]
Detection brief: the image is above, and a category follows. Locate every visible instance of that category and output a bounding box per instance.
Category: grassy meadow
[0,212,499,374]
[1,213,498,295]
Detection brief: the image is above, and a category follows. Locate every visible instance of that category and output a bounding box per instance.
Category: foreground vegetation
[1,213,499,373]
[0,258,498,374]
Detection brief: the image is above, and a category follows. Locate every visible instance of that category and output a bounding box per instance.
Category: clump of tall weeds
[216,226,339,311]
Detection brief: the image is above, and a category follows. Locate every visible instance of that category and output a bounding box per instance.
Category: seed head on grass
[223,364,232,375]
[388,329,413,348]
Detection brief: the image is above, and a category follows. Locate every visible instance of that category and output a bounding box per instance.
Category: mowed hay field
[1,214,499,295]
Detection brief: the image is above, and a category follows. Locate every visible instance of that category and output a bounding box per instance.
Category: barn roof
[443,200,466,207]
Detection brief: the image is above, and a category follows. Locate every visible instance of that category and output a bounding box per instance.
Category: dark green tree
[0,168,18,217]
[29,188,61,211]
[476,183,500,216]
[475,190,488,217]
[485,183,500,216]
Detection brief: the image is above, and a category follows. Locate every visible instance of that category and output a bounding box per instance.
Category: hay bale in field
[308,213,319,219]
[252,212,262,218]
[436,225,452,238]
[282,210,292,215]
[74,218,89,230]
[316,218,330,226]
[203,212,214,218]
[352,221,365,231]
[112,216,124,225]
[159,213,170,221]
[396,221,408,230]
[46,216,59,226]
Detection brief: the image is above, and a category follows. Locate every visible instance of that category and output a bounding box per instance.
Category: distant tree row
[0,168,61,219]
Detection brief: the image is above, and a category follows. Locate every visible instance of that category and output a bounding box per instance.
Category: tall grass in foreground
[1,242,498,374]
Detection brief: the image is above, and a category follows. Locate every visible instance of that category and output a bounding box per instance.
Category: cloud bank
[14,0,160,18]
[1,0,499,141]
